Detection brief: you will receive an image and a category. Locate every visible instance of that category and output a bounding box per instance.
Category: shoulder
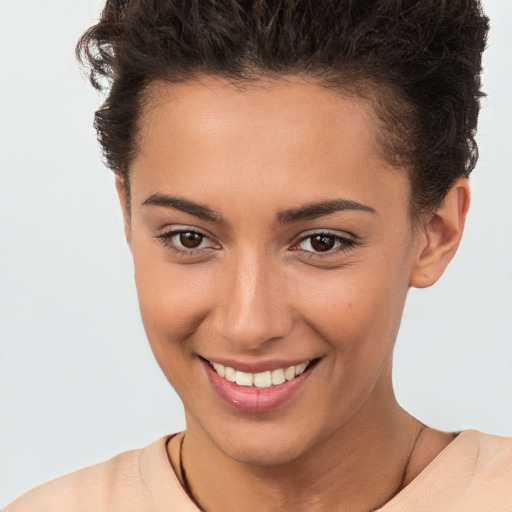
[384,430,512,512]
[464,430,512,485]
[5,437,175,512]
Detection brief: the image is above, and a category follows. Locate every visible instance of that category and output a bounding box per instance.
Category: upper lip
[199,356,317,374]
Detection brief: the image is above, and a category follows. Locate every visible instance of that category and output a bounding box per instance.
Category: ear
[115,176,132,249]
[410,177,470,289]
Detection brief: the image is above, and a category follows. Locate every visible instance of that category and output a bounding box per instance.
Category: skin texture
[117,76,470,512]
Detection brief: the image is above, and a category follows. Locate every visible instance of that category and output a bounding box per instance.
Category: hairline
[119,71,433,225]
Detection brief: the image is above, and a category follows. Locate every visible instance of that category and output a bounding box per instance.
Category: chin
[203,417,325,467]
[219,438,309,467]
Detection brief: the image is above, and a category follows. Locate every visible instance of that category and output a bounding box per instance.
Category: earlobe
[409,178,470,289]
[115,176,133,249]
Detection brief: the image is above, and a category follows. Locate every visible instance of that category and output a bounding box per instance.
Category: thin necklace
[369,423,426,511]
[179,435,207,512]
[178,424,426,512]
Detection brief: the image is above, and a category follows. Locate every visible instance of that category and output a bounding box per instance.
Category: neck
[170,386,424,512]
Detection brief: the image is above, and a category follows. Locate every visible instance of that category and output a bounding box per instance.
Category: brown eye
[310,234,336,252]
[179,231,204,248]
[294,231,357,256]
[155,228,219,255]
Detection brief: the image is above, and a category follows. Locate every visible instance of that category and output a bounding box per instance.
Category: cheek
[138,274,211,338]
[134,259,218,398]
[132,244,215,347]
[293,250,412,357]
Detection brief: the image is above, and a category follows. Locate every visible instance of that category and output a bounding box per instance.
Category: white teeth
[253,371,272,389]
[209,360,311,388]
[271,368,286,385]
[284,366,295,381]
[235,371,253,387]
[213,362,225,377]
[295,363,308,376]
[225,366,236,382]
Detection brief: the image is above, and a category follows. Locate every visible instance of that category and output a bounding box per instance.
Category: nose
[213,250,293,351]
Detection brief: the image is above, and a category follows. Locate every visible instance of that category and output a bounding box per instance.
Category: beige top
[6,430,512,511]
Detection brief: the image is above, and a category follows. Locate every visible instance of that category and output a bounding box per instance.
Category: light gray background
[0,0,510,506]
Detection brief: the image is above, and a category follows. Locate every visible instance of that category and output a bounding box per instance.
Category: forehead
[140,76,379,151]
[131,76,409,217]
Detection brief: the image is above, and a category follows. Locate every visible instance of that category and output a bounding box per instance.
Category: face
[125,77,422,465]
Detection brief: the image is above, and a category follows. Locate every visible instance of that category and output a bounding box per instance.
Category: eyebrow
[277,199,376,223]
[142,194,375,224]
[142,194,225,223]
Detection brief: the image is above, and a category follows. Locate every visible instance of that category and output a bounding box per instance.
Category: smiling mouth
[207,360,312,389]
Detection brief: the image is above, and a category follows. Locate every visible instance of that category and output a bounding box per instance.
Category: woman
[5,1,511,511]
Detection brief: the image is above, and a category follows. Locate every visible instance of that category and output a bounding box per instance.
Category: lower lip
[203,360,316,414]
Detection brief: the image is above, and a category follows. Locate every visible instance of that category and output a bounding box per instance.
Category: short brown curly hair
[77,0,489,216]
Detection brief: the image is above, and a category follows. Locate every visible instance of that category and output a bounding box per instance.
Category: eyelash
[154,229,358,258]
[291,232,358,259]
[155,229,218,256]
